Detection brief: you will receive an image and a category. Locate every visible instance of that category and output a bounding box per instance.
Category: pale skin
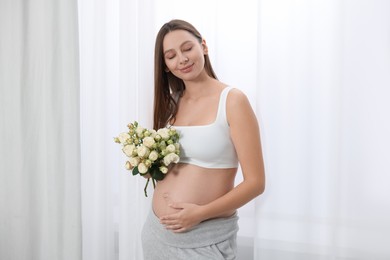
[153,29,265,233]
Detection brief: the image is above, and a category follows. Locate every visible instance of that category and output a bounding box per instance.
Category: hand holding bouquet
[114,121,180,197]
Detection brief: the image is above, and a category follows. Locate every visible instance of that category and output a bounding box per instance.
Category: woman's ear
[202,39,208,55]
[164,67,170,72]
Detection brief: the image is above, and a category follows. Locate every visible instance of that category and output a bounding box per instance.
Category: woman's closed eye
[166,55,175,60]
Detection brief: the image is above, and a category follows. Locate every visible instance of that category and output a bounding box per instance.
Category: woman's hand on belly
[159,202,204,233]
[153,163,237,232]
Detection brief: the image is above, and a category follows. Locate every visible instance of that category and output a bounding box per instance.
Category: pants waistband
[145,210,239,248]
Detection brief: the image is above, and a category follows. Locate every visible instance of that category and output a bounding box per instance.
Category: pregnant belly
[152,163,237,218]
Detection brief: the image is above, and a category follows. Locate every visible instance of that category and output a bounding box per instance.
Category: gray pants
[141,210,239,260]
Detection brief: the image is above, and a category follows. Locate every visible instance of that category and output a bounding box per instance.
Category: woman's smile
[179,63,194,73]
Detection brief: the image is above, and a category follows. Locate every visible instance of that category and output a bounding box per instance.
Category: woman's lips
[179,64,194,73]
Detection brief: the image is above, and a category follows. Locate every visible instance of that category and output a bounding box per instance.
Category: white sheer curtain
[78,0,155,259]
[0,1,81,260]
[78,0,390,259]
[256,0,390,259]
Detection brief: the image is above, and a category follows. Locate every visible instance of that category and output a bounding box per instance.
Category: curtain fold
[0,1,81,260]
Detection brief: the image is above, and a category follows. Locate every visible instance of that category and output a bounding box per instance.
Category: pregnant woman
[141,19,265,260]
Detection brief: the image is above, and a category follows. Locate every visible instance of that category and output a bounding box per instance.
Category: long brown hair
[153,19,218,129]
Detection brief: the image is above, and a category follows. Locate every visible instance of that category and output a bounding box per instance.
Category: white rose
[129,157,140,167]
[157,128,170,140]
[143,136,155,148]
[150,129,157,138]
[138,162,148,174]
[137,145,150,158]
[118,132,130,144]
[125,161,132,170]
[159,166,168,174]
[163,153,180,166]
[174,143,180,151]
[144,159,152,167]
[148,151,159,161]
[166,144,176,153]
[135,126,144,137]
[122,144,135,157]
[169,128,177,136]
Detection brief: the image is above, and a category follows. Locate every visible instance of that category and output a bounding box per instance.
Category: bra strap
[216,86,234,125]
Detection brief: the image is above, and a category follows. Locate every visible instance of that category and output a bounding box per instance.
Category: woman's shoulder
[225,87,249,107]
[225,87,256,124]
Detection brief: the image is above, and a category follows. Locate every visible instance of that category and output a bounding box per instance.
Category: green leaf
[132,166,139,176]
[151,167,165,181]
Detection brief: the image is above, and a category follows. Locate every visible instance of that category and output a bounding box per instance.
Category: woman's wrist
[198,204,211,221]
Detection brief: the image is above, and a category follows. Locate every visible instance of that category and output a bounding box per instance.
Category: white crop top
[173,87,239,169]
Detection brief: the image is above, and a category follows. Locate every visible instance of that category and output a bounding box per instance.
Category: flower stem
[152,178,156,189]
[144,178,150,197]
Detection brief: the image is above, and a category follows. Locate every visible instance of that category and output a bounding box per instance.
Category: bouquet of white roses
[114,121,180,197]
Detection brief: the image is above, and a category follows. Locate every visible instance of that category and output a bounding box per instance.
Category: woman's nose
[179,54,189,64]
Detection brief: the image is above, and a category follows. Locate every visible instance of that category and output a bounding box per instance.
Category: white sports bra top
[173,87,239,169]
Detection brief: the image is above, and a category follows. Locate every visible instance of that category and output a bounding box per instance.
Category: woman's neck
[182,75,220,100]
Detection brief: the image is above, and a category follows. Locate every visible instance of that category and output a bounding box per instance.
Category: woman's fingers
[160,219,177,225]
[165,224,180,230]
